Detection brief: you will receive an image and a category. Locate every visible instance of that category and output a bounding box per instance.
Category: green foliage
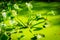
[0,2,49,40]
[1,34,8,40]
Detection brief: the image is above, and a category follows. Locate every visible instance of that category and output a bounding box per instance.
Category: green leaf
[14,4,19,10]
[29,30,32,33]
[10,16,14,20]
[32,21,45,27]
[44,22,48,25]
[31,36,37,40]
[1,34,8,40]
[0,14,4,22]
[20,35,24,38]
[9,37,11,40]
[17,35,24,40]
[35,14,45,21]
[39,34,45,37]
[6,28,13,31]
[20,26,28,29]
[36,17,45,21]
[43,25,46,28]
[33,28,42,31]
[16,22,23,26]
[42,34,45,37]
[19,31,23,33]
[6,32,11,36]
[18,37,20,40]
[7,12,12,17]
[14,31,17,33]
[0,18,4,22]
